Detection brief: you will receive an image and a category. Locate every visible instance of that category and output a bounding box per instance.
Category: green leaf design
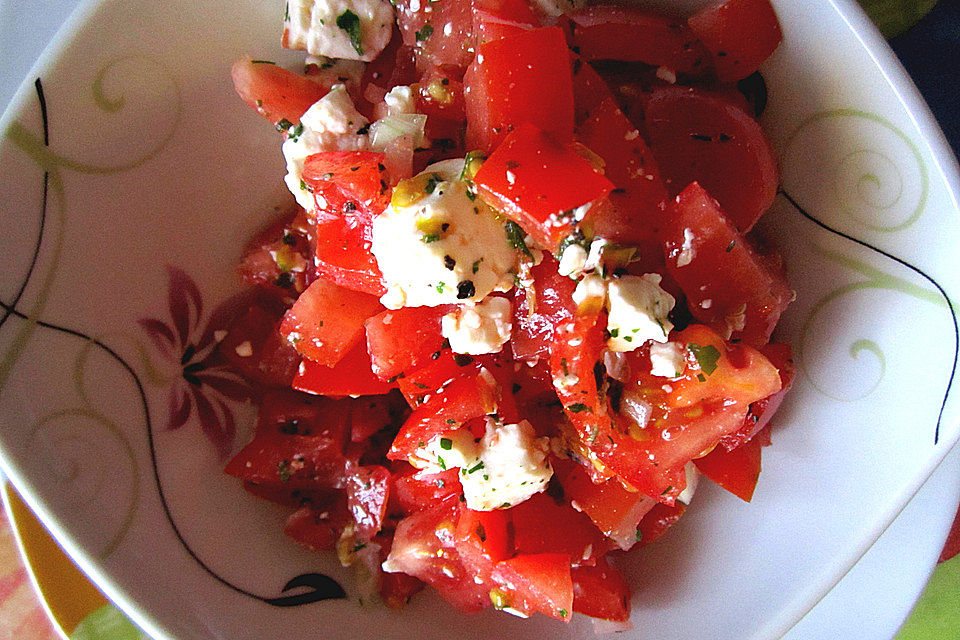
[894,555,960,639]
[70,604,148,640]
[857,0,938,38]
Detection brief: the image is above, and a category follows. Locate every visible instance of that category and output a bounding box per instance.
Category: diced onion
[369,114,427,150]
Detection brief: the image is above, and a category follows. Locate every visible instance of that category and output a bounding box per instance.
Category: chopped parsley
[336,10,364,55]
[504,220,533,257]
[415,23,434,42]
[687,342,721,376]
[567,403,592,413]
[250,59,276,65]
[471,258,482,274]
[454,354,474,367]
[439,437,453,450]
[424,173,442,194]
[422,233,441,243]
[437,455,447,471]
[467,461,485,474]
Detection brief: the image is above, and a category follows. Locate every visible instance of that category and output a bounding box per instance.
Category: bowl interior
[0,0,958,639]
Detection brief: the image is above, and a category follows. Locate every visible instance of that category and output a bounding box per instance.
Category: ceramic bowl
[1,0,958,638]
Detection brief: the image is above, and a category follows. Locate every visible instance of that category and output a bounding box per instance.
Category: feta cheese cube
[606,274,675,352]
[282,85,370,210]
[649,341,686,378]
[460,419,553,511]
[372,161,519,308]
[410,429,479,473]
[441,297,512,355]
[284,0,395,62]
[557,243,588,278]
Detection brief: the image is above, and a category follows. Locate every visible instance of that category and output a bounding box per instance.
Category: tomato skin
[284,496,350,551]
[509,492,603,564]
[218,302,299,388]
[279,277,384,367]
[693,428,763,501]
[644,86,779,232]
[365,305,453,380]
[492,553,574,622]
[302,151,391,219]
[387,373,498,461]
[571,557,631,622]
[395,0,476,71]
[231,59,326,125]
[474,123,614,251]
[391,466,463,514]
[293,340,397,396]
[313,213,386,296]
[455,506,513,579]
[636,501,687,547]
[553,459,654,551]
[345,465,392,540]
[720,342,794,450]
[384,495,492,613]
[397,348,484,408]
[464,27,574,153]
[511,255,577,362]
[569,5,710,76]
[687,0,783,82]
[662,182,793,346]
[576,97,667,254]
[571,55,618,127]
[473,0,539,44]
[380,570,425,610]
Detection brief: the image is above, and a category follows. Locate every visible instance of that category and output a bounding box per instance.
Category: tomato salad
[224,0,794,625]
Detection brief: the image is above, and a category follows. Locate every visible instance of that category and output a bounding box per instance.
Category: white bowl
[0,1,958,639]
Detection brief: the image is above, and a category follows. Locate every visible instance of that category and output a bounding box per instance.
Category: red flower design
[139,267,259,459]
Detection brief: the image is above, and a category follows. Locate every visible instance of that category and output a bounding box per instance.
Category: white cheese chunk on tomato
[409,428,479,473]
[649,341,686,378]
[282,84,370,210]
[606,274,675,352]
[372,160,519,309]
[678,461,699,505]
[441,297,512,355]
[461,419,552,511]
[284,0,395,62]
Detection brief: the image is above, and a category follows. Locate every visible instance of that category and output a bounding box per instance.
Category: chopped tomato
[662,182,793,346]
[224,431,347,489]
[511,255,577,362]
[387,373,498,460]
[455,506,512,582]
[397,348,483,407]
[380,570,425,610]
[644,86,779,232]
[385,496,491,613]
[473,0,539,44]
[636,502,687,547]
[509,492,603,564]
[474,123,614,251]
[395,0,475,71]
[279,277,383,366]
[553,458,654,550]
[217,302,299,387]
[570,55,618,126]
[231,59,326,125]
[571,557,631,622]
[313,213,386,296]
[365,305,453,380]
[569,5,710,76]
[345,465,391,540]
[720,342,794,449]
[391,466,463,514]
[492,553,574,622]
[693,429,764,501]
[293,339,397,396]
[284,499,350,551]
[302,151,391,219]
[238,209,314,299]
[576,97,666,253]
[687,0,783,81]
[464,27,574,152]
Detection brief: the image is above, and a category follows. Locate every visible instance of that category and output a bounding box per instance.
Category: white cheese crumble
[378,85,417,118]
[284,0,395,62]
[572,273,606,308]
[372,160,519,309]
[441,297,512,355]
[461,419,553,511]
[282,85,370,210]
[649,341,686,378]
[606,274,675,352]
[557,243,588,278]
[409,428,479,473]
[678,462,699,505]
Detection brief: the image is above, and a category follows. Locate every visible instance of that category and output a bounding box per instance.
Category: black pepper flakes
[443,255,456,270]
[456,280,475,299]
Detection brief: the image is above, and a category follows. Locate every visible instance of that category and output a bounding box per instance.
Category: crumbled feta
[583,237,608,273]
[677,462,699,505]
[649,341,686,378]
[606,274,675,352]
[409,429,479,473]
[572,273,606,308]
[676,228,696,268]
[304,56,366,92]
[441,297,512,355]
[557,243,588,278]
[372,161,519,308]
[282,85,370,210]
[460,419,552,511]
[284,0,394,62]
[374,85,417,120]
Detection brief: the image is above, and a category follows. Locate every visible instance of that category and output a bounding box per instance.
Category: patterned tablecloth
[0,1,958,639]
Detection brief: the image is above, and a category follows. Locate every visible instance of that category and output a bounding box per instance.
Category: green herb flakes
[336,10,364,55]
[688,342,721,375]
